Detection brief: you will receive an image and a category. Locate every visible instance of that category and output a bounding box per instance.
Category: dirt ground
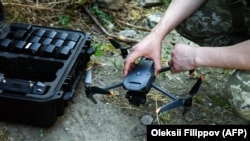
[0,1,249,141]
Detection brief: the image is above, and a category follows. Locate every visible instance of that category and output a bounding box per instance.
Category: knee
[226,70,250,121]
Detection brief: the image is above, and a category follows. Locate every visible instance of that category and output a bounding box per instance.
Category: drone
[84,37,203,115]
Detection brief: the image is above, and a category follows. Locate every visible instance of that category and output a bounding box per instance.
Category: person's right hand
[123,33,163,77]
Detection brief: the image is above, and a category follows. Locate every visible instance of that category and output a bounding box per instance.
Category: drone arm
[105,82,123,90]
[87,95,98,104]
[107,37,129,59]
[120,49,128,59]
[159,66,171,73]
[151,82,178,100]
[152,82,193,114]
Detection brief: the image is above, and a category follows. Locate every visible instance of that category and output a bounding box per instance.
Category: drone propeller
[107,36,129,59]
[156,99,184,114]
[84,67,114,104]
[84,67,92,85]
[188,75,203,97]
[156,76,203,114]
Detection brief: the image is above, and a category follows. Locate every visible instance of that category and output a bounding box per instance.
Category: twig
[83,5,140,44]
[3,2,63,11]
[156,98,160,125]
[115,19,151,32]
[83,5,109,35]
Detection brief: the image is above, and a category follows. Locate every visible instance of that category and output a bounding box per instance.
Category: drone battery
[0,22,92,127]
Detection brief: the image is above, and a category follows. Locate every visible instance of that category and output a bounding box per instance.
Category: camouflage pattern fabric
[175,0,250,121]
[176,0,250,46]
[226,71,250,121]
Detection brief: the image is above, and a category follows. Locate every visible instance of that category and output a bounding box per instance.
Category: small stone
[64,127,69,131]
[140,115,154,125]
[119,29,137,38]
[145,12,164,28]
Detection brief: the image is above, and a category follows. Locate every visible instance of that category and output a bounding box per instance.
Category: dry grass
[2,0,163,43]
[2,0,93,30]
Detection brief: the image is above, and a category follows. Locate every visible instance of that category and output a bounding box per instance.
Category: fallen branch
[3,2,63,11]
[83,5,140,44]
[115,19,151,32]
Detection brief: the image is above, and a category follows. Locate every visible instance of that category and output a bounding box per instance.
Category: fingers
[123,51,140,77]
[169,65,180,73]
[168,59,173,67]
[168,51,182,73]
[123,42,162,76]
[123,61,135,77]
[169,43,198,74]
[153,57,162,76]
[168,56,196,74]
[124,52,162,76]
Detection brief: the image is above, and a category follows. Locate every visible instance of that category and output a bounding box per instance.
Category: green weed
[92,42,103,58]
[59,15,70,26]
[162,0,172,5]
[90,5,113,26]
[209,95,231,108]
[158,110,171,123]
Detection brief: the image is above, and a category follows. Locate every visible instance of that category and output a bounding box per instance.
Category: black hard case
[0,23,92,128]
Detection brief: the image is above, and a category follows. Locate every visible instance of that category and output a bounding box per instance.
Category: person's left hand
[168,43,198,73]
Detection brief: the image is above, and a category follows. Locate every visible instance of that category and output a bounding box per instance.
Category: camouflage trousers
[176,0,250,120]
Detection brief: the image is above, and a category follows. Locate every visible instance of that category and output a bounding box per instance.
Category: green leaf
[59,15,70,26]
[90,5,113,25]
[93,43,103,57]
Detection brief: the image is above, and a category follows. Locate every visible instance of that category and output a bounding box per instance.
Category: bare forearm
[124,0,206,76]
[196,40,250,70]
[151,0,206,39]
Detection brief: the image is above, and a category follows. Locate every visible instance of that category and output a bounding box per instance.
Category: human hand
[123,34,162,76]
[168,43,198,73]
